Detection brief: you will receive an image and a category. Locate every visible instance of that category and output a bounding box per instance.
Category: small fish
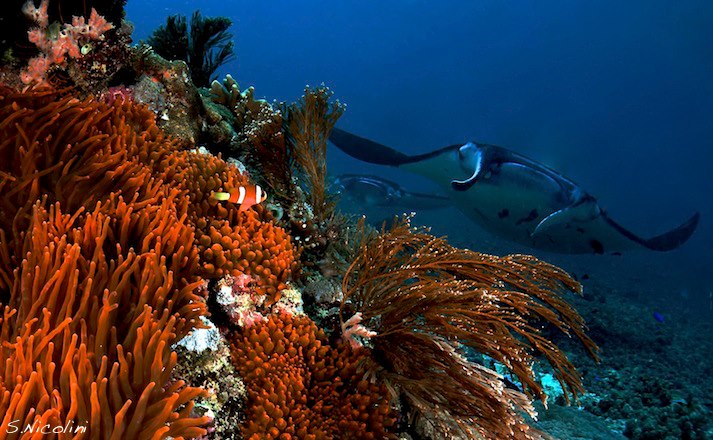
[212,185,267,212]
[653,311,665,323]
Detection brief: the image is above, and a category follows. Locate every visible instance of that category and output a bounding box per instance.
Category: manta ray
[333,174,452,227]
[329,128,700,254]
[334,174,451,210]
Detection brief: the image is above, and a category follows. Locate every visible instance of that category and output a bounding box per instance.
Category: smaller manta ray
[334,174,451,210]
[333,174,452,228]
[329,128,700,254]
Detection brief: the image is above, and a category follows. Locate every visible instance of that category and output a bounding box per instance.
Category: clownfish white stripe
[255,185,263,204]
[237,186,246,204]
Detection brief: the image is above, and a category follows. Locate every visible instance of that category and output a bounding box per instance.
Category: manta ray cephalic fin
[451,143,486,191]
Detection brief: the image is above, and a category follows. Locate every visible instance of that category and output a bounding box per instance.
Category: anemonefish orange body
[211,185,267,212]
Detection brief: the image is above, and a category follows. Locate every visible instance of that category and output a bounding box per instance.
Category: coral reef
[205,79,351,282]
[340,218,599,439]
[231,313,397,439]
[148,11,234,87]
[126,45,204,143]
[0,12,603,437]
[0,84,297,437]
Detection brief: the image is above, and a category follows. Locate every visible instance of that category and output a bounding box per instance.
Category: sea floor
[540,281,713,440]
[383,207,713,439]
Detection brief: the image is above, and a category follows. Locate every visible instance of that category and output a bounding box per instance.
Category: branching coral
[148,11,234,87]
[231,313,397,439]
[283,85,345,224]
[0,85,298,436]
[340,218,599,439]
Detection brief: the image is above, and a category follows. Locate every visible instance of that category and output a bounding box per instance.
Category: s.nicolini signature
[4,420,87,435]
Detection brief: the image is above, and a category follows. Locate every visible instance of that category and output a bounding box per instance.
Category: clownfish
[211,185,268,212]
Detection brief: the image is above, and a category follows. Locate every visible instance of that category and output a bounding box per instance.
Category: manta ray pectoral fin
[607,211,701,252]
[532,197,700,253]
[530,198,640,254]
[329,128,412,166]
[451,144,485,191]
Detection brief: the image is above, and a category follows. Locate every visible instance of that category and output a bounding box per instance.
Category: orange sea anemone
[0,85,298,438]
[231,313,397,440]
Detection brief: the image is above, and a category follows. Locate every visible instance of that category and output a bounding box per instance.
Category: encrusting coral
[340,218,599,439]
[231,312,397,439]
[0,85,298,437]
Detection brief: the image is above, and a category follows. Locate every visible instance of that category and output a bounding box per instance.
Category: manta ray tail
[607,212,700,252]
[330,128,412,166]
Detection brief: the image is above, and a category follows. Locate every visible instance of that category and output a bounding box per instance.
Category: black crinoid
[147,10,234,87]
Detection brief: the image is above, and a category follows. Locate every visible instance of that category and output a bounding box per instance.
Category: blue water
[126,1,712,303]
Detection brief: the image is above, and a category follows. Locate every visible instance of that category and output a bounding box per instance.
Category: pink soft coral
[71,8,114,39]
[21,0,114,85]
